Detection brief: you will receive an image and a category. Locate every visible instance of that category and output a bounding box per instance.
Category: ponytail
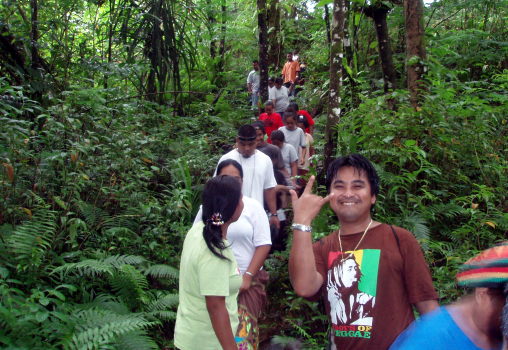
[201,175,242,260]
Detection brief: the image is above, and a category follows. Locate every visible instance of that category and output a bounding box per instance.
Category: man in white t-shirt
[216,125,280,229]
[247,60,260,110]
[269,77,289,116]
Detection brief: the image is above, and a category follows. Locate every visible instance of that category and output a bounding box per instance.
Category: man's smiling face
[329,166,376,224]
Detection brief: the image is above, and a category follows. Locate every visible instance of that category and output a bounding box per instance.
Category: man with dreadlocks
[391,241,508,350]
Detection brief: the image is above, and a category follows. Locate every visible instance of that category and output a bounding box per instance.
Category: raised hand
[289,175,332,226]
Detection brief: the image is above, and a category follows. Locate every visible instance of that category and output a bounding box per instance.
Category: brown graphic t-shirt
[312,224,438,350]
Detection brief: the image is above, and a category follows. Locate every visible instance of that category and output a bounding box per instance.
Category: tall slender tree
[404,0,426,108]
[257,0,269,103]
[324,0,347,171]
[365,2,398,92]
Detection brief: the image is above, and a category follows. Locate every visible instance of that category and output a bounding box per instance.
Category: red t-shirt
[259,112,283,143]
[296,110,314,134]
[312,224,438,350]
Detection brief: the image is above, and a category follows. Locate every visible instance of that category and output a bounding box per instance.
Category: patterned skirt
[235,270,269,350]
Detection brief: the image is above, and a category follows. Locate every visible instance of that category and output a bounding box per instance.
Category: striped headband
[456,241,508,288]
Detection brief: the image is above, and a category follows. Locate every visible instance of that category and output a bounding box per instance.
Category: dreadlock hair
[201,175,242,260]
[326,154,380,196]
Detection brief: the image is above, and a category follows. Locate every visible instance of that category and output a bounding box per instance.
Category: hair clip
[209,213,224,226]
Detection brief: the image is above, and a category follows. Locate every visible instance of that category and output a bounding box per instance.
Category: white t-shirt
[247,70,260,93]
[216,149,277,206]
[280,143,298,175]
[278,126,306,154]
[269,86,289,113]
[194,197,271,273]
[300,133,314,170]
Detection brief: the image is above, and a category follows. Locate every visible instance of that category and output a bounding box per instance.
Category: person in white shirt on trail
[269,77,289,116]
[246,60,260,111]
[216,124,280,230]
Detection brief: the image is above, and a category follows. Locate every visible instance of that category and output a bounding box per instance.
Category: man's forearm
[264,187,277,214]
[289,227,323,297]
[246,245,271,275]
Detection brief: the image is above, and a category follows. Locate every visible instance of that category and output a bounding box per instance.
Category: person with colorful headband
[390,241,508,350]
[175,175,244,350]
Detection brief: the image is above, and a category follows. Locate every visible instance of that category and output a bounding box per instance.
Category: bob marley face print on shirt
[326,249,380,338]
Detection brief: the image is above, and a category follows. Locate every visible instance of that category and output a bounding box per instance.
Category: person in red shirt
[259,100,283,143]
[286,102,314,134]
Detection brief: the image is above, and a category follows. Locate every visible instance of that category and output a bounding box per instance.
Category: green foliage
[0,0,507,348]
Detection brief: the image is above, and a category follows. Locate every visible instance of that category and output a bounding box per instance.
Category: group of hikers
[172,55,508,350]
[247,52,307,114]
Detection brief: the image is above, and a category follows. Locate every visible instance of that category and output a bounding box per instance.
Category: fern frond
[113,330,158,350]
[7,208,57,269]
[149,310,176,321]
[103,255,146,268]
[52,258,115,278]
[143,264,179,280]
[109,265,148,307]
[401,213,431,249]
[52,255,147,279]
[102,212,140,233]
[78,202,110,230]
[145,293,179,313]
[68,309,158,350]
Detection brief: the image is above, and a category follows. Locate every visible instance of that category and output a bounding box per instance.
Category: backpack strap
[390,225,401,253]
[390,224,405,268]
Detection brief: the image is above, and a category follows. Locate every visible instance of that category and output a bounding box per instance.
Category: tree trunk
[257,0,269,103]
[267,0,281,69]
[324,0,346,172]
[205,0,217,59]
[343,0,360,108]
[365,4,398,92]
[404,0,426,108]
[105,0,116,89]
[163,0,183,114]
[324,4,332,46]
[217,0,227,80]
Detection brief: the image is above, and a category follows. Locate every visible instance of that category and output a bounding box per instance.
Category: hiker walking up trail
[194,160,272,349]
[289,154,438,350]
[269,77,289,116]
[259,100,283,144]
[175,176,244,350]
[247,60,260,111]
[282,52,300,96]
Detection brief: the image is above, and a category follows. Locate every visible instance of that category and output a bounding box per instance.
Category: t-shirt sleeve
[249,199,272,246]
[398,229,438,304]
[263,156,277,190]
[274,147,285,170]
[299,129,307,147]
[247,72,252,84]
[198,251,232,296]
[288,144,298,162]
[308,134,314,146]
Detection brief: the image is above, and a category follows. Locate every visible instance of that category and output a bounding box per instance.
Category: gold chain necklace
[338,219,373,262]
